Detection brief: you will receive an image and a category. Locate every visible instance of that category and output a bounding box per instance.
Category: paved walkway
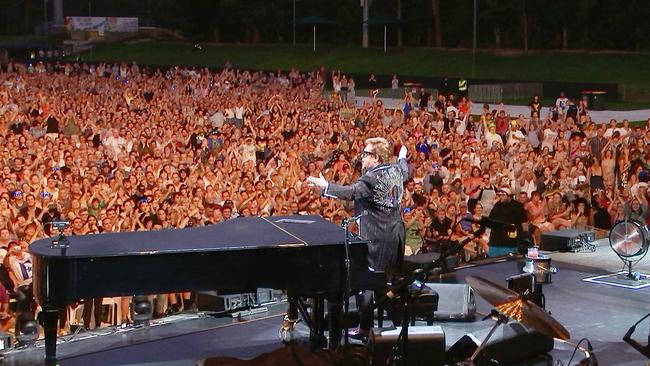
[356,96,650,123]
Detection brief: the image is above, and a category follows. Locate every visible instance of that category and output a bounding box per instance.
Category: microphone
[461,216,516,230]
[348,210,369,222]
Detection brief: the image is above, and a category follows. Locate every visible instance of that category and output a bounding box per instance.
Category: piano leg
[309,297,327,347]
[39,308,59,365]
[327,294,342,350]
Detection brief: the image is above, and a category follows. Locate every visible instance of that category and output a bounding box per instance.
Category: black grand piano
[29,215,385,365]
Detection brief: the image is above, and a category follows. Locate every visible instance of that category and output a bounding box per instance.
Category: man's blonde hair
[365,137,392,163]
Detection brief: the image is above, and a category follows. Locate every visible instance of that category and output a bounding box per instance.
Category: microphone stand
[470,310,510,365]
[623,312,650,358]
[340,216,355,347]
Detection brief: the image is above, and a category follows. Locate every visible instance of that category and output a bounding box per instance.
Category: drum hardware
[462,276,570,366]
[523,254,557,285]
[521,252,558,309]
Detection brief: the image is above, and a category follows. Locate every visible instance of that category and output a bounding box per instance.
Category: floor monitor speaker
[369,325,445,366]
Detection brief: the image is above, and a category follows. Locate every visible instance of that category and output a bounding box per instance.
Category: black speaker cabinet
[541,229,595,251]
[197,291,253,313]
[446,322,554,365]
[369,326,445,366]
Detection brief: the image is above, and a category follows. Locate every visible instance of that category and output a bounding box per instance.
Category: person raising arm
[307,137,409,340]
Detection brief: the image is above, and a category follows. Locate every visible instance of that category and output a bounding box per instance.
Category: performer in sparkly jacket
[308,137,409,338]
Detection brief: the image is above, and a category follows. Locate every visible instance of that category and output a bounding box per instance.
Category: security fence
[469,83,543,103]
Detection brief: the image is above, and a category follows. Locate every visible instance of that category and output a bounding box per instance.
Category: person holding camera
[41,202,63,236]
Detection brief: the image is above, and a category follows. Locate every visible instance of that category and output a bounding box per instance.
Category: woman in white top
[541,120,558,152]
[484,124,503,149]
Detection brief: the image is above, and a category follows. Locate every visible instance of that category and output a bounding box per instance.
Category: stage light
[609,219,650,278]
[131,295,153,326]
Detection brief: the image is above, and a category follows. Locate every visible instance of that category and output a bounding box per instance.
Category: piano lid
[29,215,364,258]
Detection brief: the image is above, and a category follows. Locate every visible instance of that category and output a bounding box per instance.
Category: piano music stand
[50,227,69,249]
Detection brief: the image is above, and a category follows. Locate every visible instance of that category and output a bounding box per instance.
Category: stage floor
[3,250,650,365]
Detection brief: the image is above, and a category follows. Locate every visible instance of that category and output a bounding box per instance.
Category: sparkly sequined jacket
[324,158,409,275]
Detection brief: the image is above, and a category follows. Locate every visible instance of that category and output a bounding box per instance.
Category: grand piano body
[29,215,385,364]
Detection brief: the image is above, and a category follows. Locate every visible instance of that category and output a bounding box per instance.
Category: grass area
[75,41,650,109]
[77,42,650,87]
[0,34,47,43]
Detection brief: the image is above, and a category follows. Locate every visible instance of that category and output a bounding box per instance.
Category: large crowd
[0,59,649,333]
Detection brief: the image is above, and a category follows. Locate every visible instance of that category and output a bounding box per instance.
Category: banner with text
[65,17,139,35]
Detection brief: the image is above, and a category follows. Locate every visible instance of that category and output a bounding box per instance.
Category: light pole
[362,0,369,48]
[472,0,477,77]
[53,0,63,25]
[43,0,48,40]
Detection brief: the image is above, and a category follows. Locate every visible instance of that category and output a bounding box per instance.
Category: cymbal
[465,275,571,340]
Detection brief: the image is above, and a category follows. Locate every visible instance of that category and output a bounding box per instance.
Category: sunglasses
[361,150,376,158]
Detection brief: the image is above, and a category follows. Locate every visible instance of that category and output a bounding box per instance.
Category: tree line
[2,0,649,50]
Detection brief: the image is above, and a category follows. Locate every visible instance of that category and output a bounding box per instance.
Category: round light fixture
[609,219,650,277]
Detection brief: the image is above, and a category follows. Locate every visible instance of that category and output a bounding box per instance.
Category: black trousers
[14,284,36,335]
[83,297,103,329]
[356,289,401,331]
[356,290,375,331]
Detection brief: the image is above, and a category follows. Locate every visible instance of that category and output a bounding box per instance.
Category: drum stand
[529,278,545,309]
[522,256,556,309]
[469,310,509,366]
[507,272,545,309]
